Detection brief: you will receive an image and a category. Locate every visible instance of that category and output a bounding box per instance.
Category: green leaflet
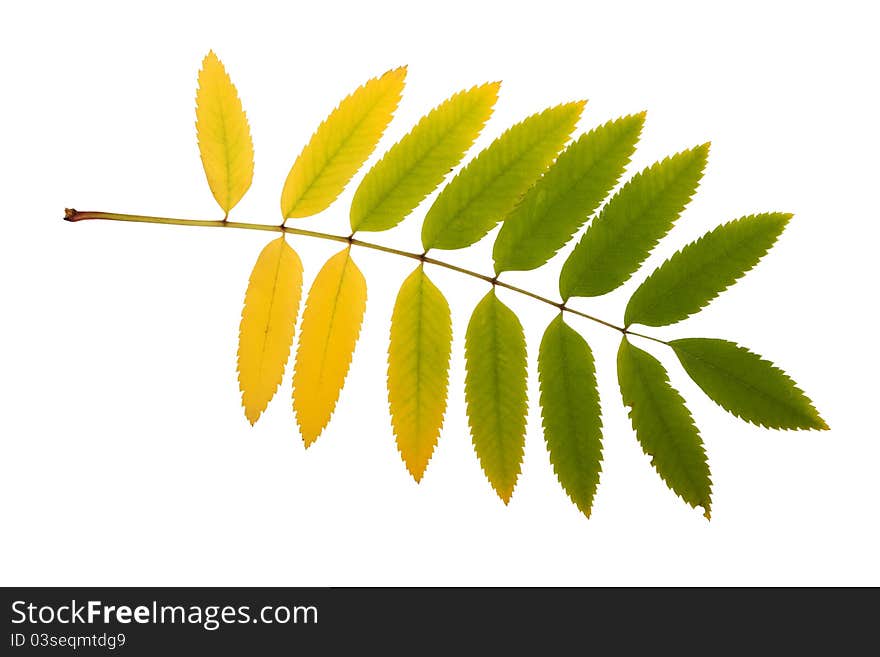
[617,338,712,517]
[670,338,827,430]
[387,266,453,482]
[537,315,603,517]
[559,144,710,300]
[493,113,646,274]
[464,289,528,503]
[421,102,585,251]
[350,83,500,233]
[625,212,791,327]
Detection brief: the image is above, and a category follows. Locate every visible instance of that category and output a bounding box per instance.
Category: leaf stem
[63,209,662,341]
[623,329,668,346]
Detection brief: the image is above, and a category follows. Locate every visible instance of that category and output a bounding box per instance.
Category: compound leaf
[625,212,791,327]
[617,338,712,517]
[281,67,407,219]
[195,51,254,216]
[350,82,500,232]
[464,290,527,503]
[237,237,304,425]
[292,247,367,446]
[493,113,645,273]
[387,266,453,481]
[537,315,603,517]
[421,102,585,251]
[670,338,827,430]
[560,144,709,299]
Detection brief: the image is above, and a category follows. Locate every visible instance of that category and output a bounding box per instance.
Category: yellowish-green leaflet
[464,289,528,504]
[281,67,407,219]
[350,83,500,233]
[421,102,586,251]
[493,113,645,274]
[387,266,453,482]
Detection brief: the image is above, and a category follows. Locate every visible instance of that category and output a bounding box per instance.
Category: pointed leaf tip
[494,112,647,273]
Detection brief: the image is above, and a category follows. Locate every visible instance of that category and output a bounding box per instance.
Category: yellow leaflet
[292,247,367,446]
[195,51,254,216]
[281,67,407,219]
[237,237,304,425]
[387,266,452,481]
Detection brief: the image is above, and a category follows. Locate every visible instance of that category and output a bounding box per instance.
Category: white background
[1,1,877,586]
